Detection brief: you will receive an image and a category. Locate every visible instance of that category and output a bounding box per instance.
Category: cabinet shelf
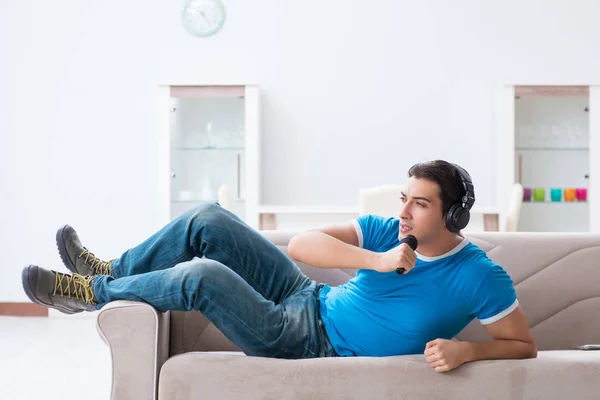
[515,147,589,151]
[172,199,245,204]
[522,201,588,204]
[172,147,245,151]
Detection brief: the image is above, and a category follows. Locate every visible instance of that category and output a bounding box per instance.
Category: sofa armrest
[96,301,170,400]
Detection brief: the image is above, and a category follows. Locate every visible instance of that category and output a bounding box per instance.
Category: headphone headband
[451,163,475,210]
[445,163,475,233]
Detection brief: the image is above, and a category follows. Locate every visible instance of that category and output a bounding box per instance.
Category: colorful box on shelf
[533,188,545,202]
[522,187,587,202]
[564,188,576,202]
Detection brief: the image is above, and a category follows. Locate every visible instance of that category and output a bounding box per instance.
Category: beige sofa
[96,232,600,399]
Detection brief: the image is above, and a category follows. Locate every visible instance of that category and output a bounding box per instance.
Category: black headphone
[445,163,475,233]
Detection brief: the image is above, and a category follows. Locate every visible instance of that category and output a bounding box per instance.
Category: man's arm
[425,306,537,373]
[463,305,537,362]
[287,224,376,270]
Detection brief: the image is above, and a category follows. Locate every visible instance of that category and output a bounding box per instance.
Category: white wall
[2,0,600,301]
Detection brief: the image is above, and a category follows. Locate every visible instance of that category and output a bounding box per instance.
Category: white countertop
[257,205,499,215]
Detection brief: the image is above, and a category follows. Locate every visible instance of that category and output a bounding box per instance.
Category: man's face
[398,177,447,244]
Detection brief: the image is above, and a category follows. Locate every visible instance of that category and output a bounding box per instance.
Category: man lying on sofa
[21,159,537,373]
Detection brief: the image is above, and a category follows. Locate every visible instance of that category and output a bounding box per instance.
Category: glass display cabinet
[158,84,260,229]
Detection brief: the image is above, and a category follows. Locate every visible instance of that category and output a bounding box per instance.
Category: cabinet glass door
[169,88,246,220]
[514,86,589,232]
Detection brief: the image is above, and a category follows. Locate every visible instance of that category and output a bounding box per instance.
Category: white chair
[358,184,404,217]
[504,183,524,232]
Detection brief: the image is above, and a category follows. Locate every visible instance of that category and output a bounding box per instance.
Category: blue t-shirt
[319,214,518,357]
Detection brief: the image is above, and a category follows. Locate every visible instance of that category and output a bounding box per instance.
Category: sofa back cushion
[170,231,600,356]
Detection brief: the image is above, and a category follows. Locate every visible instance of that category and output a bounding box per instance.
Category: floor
[0,316,111,400]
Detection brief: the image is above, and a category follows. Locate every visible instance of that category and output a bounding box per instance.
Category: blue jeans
[91,203,337,359]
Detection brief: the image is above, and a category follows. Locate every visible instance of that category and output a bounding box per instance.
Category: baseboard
[0,302,48,316]
[48,308,99,318]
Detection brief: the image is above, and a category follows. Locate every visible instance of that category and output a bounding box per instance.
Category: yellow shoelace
[53,272,96,305]
[78,248,113,275]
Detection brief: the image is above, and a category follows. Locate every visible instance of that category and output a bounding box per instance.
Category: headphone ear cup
[445,204,459,233]
[446,204,470,233]
[454,208,470,231]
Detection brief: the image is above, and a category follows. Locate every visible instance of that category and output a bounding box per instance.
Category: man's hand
[373,243,416,273]
[424,339,469,373]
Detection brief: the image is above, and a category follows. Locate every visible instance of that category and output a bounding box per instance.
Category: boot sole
[21,265,80,315]
[56,225,78,274]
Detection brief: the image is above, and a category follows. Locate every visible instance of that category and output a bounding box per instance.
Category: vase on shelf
[218,184,235,213]
[198,176,216,201]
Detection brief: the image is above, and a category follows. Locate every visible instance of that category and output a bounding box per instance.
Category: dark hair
[407,160,470,215]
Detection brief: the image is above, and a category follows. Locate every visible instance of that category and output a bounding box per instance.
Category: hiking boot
[56,224,114,276]
[21,265,97,314]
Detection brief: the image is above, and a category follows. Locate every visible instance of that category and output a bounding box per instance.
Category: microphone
[396,234,418,275]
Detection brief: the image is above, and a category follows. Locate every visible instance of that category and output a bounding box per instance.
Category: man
[22,160,537,372]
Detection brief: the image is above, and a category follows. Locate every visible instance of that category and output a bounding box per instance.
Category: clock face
[181,0,226,37]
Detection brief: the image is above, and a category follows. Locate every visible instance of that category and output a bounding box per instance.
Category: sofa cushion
[158,350,600,400]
